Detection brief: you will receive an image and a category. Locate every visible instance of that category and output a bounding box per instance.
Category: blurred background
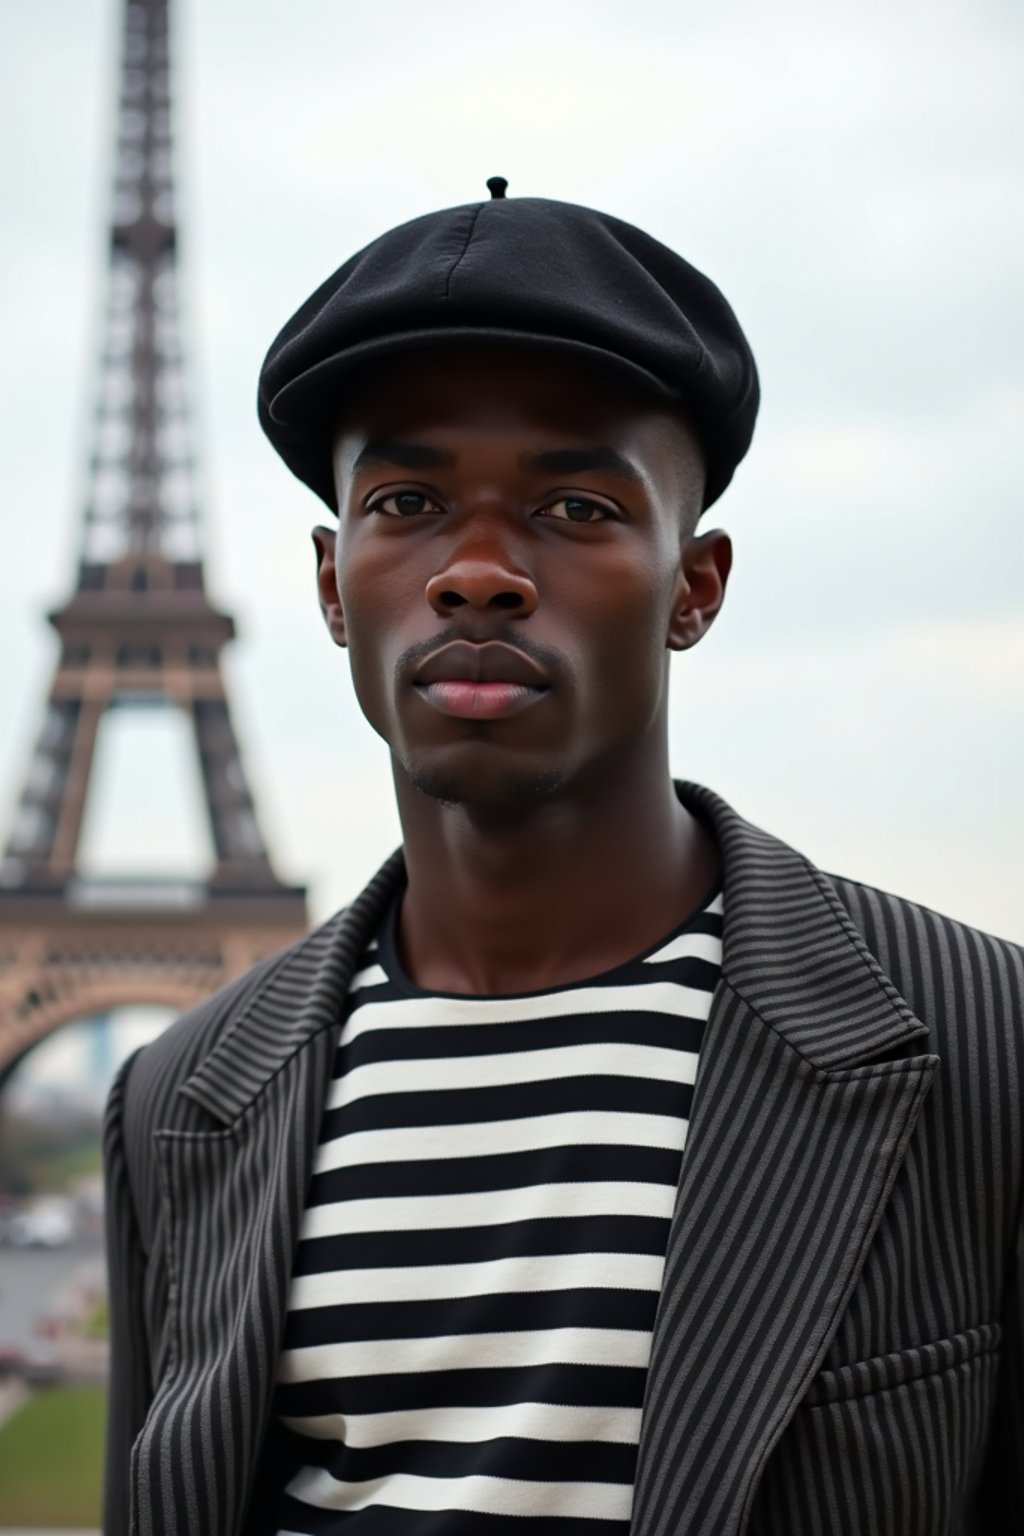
[0,0,1021,1525]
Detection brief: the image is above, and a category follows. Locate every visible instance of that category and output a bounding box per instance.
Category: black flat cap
[258,184,759,511]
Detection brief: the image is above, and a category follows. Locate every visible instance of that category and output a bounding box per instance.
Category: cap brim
[268,325,683,432]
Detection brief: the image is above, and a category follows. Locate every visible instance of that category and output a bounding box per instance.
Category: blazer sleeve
[973,1163,1024,1530]
[101,1047,153,1536]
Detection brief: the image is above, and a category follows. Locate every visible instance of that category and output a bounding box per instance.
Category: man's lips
[412,641,550,721]
[415,680,547,720]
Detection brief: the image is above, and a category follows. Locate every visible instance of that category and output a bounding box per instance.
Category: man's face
[317,342,730,810]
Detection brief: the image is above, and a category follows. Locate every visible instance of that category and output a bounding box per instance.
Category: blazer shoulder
[823,869,1024,1043]
[111,907,350,1148]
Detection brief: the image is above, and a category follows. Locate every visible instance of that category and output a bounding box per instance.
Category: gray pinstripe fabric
[101,781,1024,1535]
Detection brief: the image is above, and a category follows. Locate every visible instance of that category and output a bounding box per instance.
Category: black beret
[258,184,759,511]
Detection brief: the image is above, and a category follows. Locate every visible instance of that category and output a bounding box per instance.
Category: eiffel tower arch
[0,0,308,1081]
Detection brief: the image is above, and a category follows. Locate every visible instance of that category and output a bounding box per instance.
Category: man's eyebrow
[518,447,643,483]
[351,440,644,484]
[351,440,456,472]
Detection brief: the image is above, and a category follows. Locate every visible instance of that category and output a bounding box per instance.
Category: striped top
[267,876,724,1533]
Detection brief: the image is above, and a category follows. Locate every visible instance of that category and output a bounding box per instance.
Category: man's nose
[425,527,539,618]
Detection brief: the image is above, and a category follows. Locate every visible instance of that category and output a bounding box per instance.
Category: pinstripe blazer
[101,780,1024,1536]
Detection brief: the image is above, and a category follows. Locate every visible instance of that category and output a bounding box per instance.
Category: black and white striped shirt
[268,877,724,1533]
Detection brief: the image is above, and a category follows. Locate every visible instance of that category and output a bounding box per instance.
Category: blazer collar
[178,845,403,1124]
[683,779,929,1066]
[178,778,929,1125]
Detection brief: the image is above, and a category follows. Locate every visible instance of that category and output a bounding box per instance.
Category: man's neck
[390,757,719,996]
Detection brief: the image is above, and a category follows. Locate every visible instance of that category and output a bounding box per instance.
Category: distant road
[0,1236,104,1349]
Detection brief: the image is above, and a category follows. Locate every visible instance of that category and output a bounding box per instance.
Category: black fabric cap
[258,194,760,512]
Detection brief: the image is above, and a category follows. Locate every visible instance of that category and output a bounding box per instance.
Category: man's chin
[404,758,570,814]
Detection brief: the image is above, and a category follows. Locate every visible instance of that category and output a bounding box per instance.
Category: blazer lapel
[630,783,938,1536]
[128,849,406,1536]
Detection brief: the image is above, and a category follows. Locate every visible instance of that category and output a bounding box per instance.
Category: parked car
[23,1341,64,1386]
[5,1198,75,1248]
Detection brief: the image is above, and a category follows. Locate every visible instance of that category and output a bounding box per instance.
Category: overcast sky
[1,0,1022,961]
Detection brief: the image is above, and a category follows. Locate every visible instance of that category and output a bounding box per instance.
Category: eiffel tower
[0,0,308,1081]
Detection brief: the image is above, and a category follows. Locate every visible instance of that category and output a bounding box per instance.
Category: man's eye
[368,492,441,517]
[540,497,612,523]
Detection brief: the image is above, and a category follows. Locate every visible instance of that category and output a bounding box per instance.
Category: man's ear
[312,524,347,648]
[667,528,733,652]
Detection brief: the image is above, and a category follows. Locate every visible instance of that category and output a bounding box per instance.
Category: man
[102,182,1023,1536]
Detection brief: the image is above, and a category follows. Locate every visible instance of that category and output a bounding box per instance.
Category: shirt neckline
[373,870,723,1004]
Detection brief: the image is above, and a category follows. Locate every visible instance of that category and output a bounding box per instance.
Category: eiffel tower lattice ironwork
[0,0,308,1079]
